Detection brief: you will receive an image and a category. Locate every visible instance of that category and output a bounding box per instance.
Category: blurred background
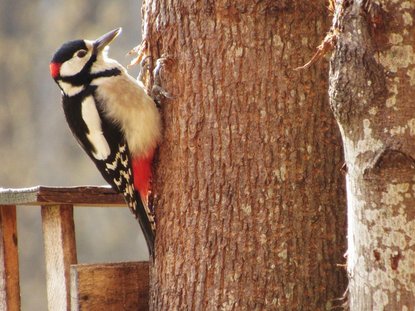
[0,0,147,309]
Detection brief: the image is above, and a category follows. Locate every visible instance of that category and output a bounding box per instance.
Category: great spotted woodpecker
[49,28,161,254]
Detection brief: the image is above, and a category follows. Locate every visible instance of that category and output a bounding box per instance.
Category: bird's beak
[94,28,122,52]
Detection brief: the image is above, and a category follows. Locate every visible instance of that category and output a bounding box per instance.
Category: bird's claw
[152,55,174,104]
[137,55,152,88]
[128,40,173,104]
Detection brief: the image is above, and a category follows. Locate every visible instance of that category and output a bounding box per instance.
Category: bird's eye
[76,50,87,58]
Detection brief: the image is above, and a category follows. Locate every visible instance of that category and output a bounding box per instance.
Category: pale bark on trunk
[144,1,347,310]
[329,0,415,309]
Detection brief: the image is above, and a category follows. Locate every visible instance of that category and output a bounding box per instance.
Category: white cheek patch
[60,53,91,77]
[81,96,111,160]
[58,81,84,96]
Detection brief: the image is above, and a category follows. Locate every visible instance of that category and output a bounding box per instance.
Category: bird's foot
[152,55,174,106]
[137,55,152,91]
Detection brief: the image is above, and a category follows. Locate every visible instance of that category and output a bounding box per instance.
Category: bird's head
[50,28,122,94]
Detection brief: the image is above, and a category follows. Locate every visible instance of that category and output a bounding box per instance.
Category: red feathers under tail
[132,151,154,204]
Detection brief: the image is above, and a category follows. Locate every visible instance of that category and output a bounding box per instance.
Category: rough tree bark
[329,0,415,309]
[143,1,347,310]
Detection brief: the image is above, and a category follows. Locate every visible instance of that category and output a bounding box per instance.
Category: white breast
[92,70,162,157]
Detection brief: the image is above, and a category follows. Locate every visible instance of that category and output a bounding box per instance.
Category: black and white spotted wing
[61,87,155,252]
[95,142,155,251]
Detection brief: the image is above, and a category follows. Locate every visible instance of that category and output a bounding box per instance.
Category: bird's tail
[124,191,155,256]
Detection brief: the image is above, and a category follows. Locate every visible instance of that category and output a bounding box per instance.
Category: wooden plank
[42,205,77,311]
[0,186,125,207]
[0,188,39,205]
[71,262,149,311]
[0,206,20,311]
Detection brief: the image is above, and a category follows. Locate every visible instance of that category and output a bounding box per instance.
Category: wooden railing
[0,186,149,311]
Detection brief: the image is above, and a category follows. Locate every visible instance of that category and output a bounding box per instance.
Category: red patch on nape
[49,62,61,78]
[132,151,155,203]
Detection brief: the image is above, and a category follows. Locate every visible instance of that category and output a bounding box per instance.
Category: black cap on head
[51,40,87,64]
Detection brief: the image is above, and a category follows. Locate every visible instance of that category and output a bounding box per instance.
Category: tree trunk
[145,1,347,309]
[329,0,415,309]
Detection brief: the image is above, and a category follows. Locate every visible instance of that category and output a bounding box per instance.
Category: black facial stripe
[91,68,122,80]
[59,53,97,86]
[60,67,121,87]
